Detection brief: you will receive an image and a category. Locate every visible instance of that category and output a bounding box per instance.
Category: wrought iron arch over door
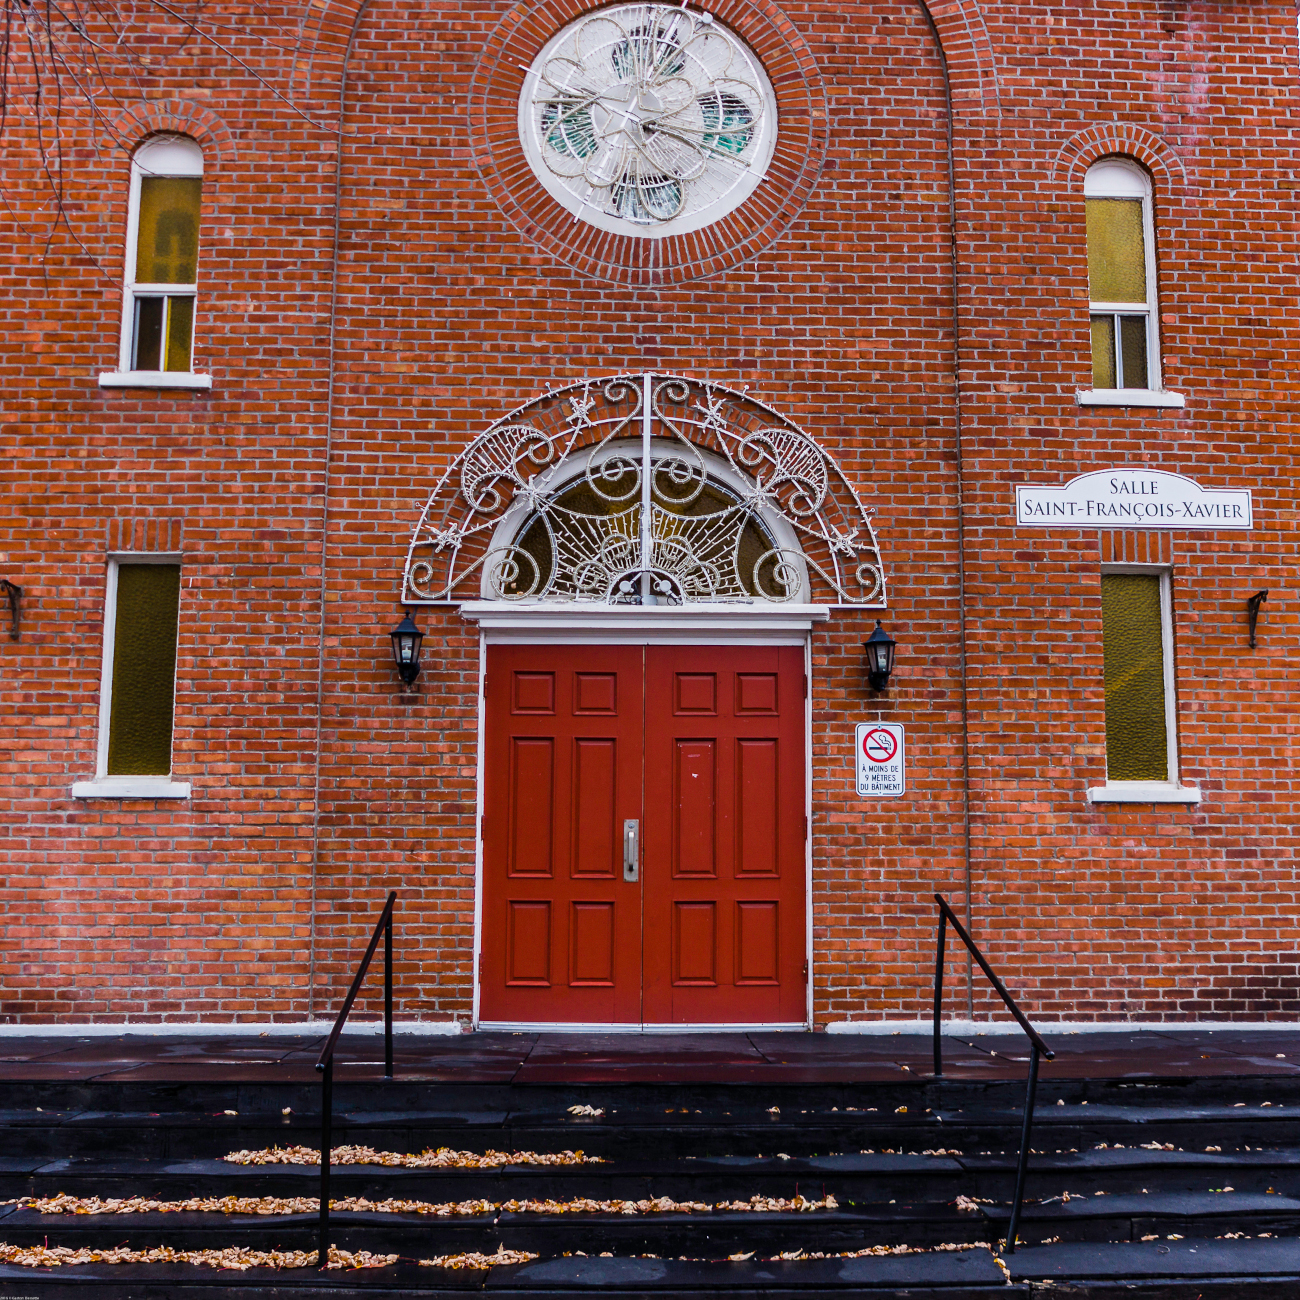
[403,373,886,608]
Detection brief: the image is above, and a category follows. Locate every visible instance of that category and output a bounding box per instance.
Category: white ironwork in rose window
[518,3,777,237]
[404,374,886,608]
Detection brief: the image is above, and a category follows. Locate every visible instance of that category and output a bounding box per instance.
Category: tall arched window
[101,136,210,389]
[1082,159,1180,408]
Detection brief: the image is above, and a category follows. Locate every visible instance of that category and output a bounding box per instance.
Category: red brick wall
[1,0,1295,1026]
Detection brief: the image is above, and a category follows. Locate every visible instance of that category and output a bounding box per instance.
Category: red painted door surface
[480,645,644,1024]
[481,644,806,1025]
[642,645,807,1024]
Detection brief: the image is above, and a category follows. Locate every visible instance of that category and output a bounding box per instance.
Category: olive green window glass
[106,564,181,776]
[1086,198,1146,303]
[1090,317,1116,388]
[135,177,202,284]
[1102,573,1168,782]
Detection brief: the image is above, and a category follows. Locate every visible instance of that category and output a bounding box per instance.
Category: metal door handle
[623,819,639,882]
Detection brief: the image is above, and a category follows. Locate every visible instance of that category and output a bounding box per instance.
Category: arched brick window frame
[1052,126,1187,409]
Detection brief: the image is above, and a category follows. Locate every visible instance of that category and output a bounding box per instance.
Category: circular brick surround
[470,0,828,286]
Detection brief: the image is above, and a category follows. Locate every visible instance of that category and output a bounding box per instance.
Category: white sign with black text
[1016,469,1252,530]
[855,722,905,798]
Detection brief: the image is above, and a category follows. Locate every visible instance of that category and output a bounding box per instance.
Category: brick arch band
[1051,123,1188,192]
[104,100,236,173]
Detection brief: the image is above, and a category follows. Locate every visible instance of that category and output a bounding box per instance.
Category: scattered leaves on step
[418,1247,538,1270]
[1140,1142,1175,1151]
[717,1195,837,1213]
[954,1195,981,1212]
[766,1107,780,1114]
[0,1243,394,1272]
[14,1192,841,1220]
[1205,1146,1222,1152]
[921,1149,963,1156]
[223,1144,603,1168]
[566,1105,604,1118]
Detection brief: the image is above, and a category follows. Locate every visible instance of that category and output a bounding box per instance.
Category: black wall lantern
[864,619,896,692]
[389,610,424,685]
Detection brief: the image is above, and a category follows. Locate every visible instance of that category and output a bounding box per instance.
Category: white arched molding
[100,135,211,391]
[403,373,886,614]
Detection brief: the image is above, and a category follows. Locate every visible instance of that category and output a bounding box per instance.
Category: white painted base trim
[0,1019,464,1037]
[72,777,192,800]
[477,1021,809,1034]
[1087,781,1201,804]
[460,602,829,645]
[1077,389,1185,409]
[99,370,213,390]
[827,1018,1300,1035]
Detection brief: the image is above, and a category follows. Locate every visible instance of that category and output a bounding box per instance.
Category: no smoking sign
[854,722,905,798]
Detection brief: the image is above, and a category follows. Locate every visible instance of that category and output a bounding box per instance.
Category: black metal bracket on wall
[0,579,20,641]
[1247,590,1268,648]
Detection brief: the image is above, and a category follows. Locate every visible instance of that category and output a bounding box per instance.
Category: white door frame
[463,603,827,1032]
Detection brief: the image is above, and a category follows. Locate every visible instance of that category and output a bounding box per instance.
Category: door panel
[481,645,644,1023]
[481,642,806,1026]
[643,645,806,1024]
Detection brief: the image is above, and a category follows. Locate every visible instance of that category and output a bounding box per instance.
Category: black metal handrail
[931,893,1054,1257]
[315,890,397,1267]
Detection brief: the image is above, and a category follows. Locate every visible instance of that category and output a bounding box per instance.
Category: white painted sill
[1087,781,1201,805]
[1077,389,1185,409]
[71,777,192,800]
[98,371,212,390]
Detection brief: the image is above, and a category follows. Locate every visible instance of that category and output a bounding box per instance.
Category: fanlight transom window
[404,374,886,609]
[493,441,795,604]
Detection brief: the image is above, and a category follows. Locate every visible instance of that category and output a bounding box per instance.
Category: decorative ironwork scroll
[403,374,885,608]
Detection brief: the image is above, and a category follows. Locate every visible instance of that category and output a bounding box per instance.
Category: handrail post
[317,1056,333,1268]
[1004,1043,1041,1256]
[932,909,947,1077]
[384,908,394,1080]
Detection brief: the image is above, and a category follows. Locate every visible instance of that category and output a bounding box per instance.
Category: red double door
[480,644,806,1025]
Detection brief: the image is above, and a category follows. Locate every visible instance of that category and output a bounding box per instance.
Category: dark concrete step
[0,1204,976,1255]
[4,1102,1300,1162]
[8,1144,1300,1204]
[0,1250,1017,1297]
[1005,1234,1300,1286]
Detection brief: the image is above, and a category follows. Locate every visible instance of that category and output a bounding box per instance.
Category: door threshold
[476,1021,811,1033]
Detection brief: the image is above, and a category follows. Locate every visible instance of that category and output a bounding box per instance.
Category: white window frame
[1088,564,1199,805]
[1078,159,1183,410]
[98,136,212,392]
[71,554,190,800]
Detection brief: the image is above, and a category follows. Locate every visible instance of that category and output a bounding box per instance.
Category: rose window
[518,3,777,237]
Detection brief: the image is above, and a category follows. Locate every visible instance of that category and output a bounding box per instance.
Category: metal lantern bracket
[0,579,20,641]
[1247,589,1268,648]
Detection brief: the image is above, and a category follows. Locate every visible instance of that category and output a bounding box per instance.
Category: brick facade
[1,0,1295,1026]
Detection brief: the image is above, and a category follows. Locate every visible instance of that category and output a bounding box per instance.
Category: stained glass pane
[1119,315,1148,389]
[135,177,202,284]
[1090,316,1116,388]
[107,564,181,776]
[1086,198,1146,303]
[165,296,194,372]
[1102,573,1168,782]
